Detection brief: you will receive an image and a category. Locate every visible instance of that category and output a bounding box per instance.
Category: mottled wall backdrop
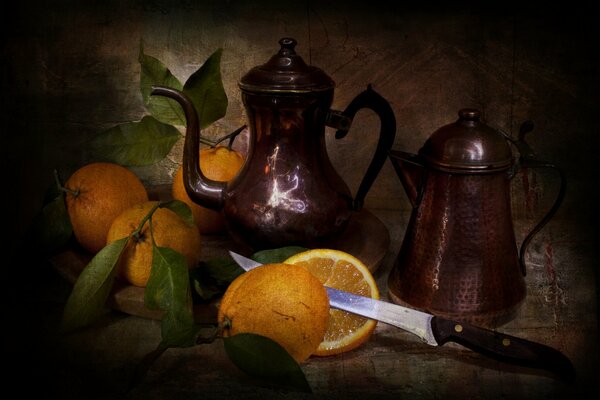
[2,0,598,242]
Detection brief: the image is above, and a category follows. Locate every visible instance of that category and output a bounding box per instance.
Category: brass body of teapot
[152,38,396,250]
[388,109,565,328]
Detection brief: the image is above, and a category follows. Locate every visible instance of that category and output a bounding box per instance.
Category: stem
[199,135,216,147]
[60,186,80,196]
[53,169,62,188]
[148,217,156,246]
[54,169,80,197]
[131,201,161,242]
[220,125,247,150]
[219,316,232,334]
[198,124,246,149]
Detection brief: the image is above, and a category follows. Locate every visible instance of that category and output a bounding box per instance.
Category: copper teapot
[152,38,396,250]
[388,109,565,328]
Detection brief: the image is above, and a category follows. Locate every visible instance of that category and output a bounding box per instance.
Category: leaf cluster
[61,217,310,392]
[88,42,229,167]
[60,200,198,348]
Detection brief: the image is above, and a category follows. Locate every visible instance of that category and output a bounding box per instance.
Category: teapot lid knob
[419,108,513,173]
[458,108,481,121]
[278,38,297,55]
[239,37,334,93]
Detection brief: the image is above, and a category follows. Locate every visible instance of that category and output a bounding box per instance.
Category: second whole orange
[106,201,202,287]
[172,145,244,234]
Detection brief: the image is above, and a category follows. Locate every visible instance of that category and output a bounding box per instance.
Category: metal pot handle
[327,84,397,210]
[503,121,567,276]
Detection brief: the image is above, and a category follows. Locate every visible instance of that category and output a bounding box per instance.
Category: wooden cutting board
[50,186,390,323]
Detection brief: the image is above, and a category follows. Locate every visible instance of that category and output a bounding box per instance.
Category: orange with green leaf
[32,45,338,393]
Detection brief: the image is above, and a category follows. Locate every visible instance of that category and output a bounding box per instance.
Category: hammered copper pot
[388,109,566,328]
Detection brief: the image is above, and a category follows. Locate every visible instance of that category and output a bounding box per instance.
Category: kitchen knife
[228,251,575,382]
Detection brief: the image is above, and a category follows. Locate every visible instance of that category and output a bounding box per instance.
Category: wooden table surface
[24,209,598,399]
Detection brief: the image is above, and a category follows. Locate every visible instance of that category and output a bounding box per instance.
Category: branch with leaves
[88,42,235,167]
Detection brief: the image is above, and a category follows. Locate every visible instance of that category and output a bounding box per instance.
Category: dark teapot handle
[328,85,396,210]
[503,121,567,276]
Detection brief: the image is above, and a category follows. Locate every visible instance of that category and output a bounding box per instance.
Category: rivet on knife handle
[430,316,576,382]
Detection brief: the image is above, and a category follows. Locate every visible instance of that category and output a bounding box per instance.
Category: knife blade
[228,251,575,382]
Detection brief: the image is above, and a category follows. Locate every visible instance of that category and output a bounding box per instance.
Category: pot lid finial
[419,108,514,173]
[239,37,335,93]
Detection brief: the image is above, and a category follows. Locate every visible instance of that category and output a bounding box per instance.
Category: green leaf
[189,267,222,302]
[224,333,311,393]
[28,176,73,253]
[189,247,306,302]
[145,245,198,347]
[159,200,194,227]
[189,258,244,302]
[60,237,128,333]
[183,48,228,129]
[139,42,186,125]
[203,258,245,285]
[89,115,182,166]
[251,246,308,265]
[43,171,63,203]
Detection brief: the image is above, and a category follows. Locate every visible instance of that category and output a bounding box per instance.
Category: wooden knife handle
[430,316,576,382]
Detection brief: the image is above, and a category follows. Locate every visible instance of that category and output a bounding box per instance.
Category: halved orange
[284,249,380,356]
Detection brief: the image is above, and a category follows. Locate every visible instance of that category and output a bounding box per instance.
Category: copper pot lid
[239,38,335,93]
[419,108,513,173]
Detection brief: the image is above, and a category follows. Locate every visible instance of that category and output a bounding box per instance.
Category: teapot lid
[239,38,335,93]
[419,109,513,173]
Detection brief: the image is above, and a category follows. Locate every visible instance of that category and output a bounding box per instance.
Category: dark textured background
[2,0,598,231]
[1,0,598,397]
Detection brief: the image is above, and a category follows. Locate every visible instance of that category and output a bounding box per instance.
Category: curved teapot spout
[151,86,226,210]
[388,150,426,208]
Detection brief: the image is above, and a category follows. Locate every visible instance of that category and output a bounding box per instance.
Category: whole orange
[218,263,330,363]
[172,145,244,234]
[64,162,148,254]
[106,201,202,287]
